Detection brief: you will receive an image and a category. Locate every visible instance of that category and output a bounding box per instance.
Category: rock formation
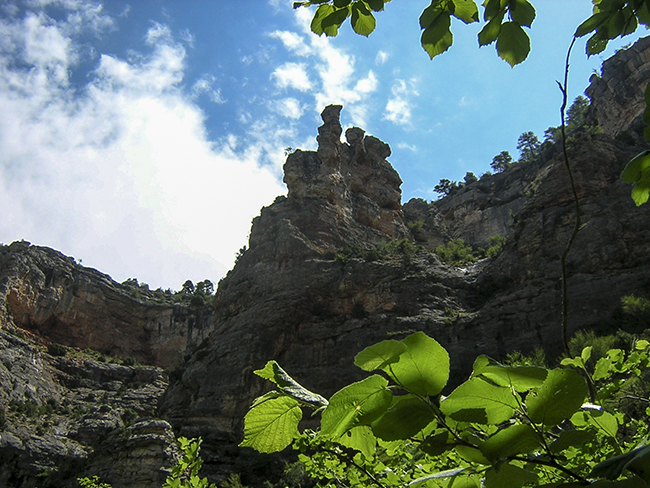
[2,36,650,488]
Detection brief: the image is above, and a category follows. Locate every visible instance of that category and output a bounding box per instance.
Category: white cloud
[376,50,389,65]
[269,30,312,57]
[397,142,417,152]
[0,2,285,290]
[191,74,226,104]
[383,79,419,126]
[271,61,312,91]
[273,97,304,119]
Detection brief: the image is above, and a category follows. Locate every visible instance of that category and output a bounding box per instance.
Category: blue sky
[0,0,645,290]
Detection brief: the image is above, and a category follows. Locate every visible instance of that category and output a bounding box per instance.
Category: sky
[0,0,646,291]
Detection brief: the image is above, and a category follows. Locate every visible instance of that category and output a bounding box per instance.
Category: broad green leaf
[455,445,491,465]
[484,463,538,488]
[636,339,650,351]
[508,0,535,27]
[408,468,467,486]
[371,395,435,440]
[496,22,530,67]
[472,355,547,391]
[590,445,650,481]
[526,369,588,427]
[385,332,450,396]
[354,339,407,372]
[483,0,506,21]
[447,475,481,488]
[420,2,446,29]
[626,445,650,482]
[333,0,352,7]
[240,396,302,453]
[421,430,454,456]
[365,0,385,12]
[311,4,336,35]
[321,374,392,438]
[550,428,597,454]
[587,33,610,55]
[581,346,593,364]
[621,150,650,206]
[451,0,479,24]
[571,410,618,438]
[440,377,519,424]
[254,360,328,407]
[337,425,376,458]
[575,11,609,36]
[321,6,352,36]
[421,12,453,60]
[351,1,376,36]
[478,11,504,46]
[479,424,541,461]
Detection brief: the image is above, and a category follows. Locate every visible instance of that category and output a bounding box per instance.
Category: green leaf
[525,369,588,427]
[484,463,538,488]
[472,355,547,391]
[351,1,376,36]
[384,332,450,396]
[408,468,467,486]
[334,0,352,7]
[321,374,392,438]
[254,361,328,408]
[571,409,618,438]
[421,12,453,59]
[575,12,609,36]
[455,445,491,465]
[354,339,407,372]
[590,445,650,481]
[337,425,376,458]
[484,0,506,21]
[587,33,610,55]
[496,21,530,67]
[621,150,650,206]
[549,428,597,455]
[479,424,541,462]
[508,0,535,27]
[311,4,336,35]
[420,2,446,29]
[240,396,302,453]
[365,0,385,11]
[321,6,352,36]
[421,430,454,456]
[451,0,479,24]
[478,10,505,46]
[371,395,435,440]
[440,377,519,424]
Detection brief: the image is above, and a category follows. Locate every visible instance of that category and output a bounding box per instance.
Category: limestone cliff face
[159,37,650,485]
[0,241,215,370]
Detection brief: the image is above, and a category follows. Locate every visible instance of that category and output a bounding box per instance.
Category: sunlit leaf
[621,150,650,206]
[321,6,351,36]
[240,396,302,453]
[575,12,609,37]
[472,355,547,391]
[351,1,376,36]
[484,463,538,488]
[451,0,479,24]
[479,424,541,461]
[478,11,504,46]
[384,332,450,396]
[337,425,376,458]
[354,339,407,372]
[254,360,328,407]
[496,21,530,67]
[571,410,618,438]
[321,374,392,438]
[311,4,336,35]
[408,468,467,486]
[365,0,385,12]
[508,0,535,27]
[421,12,453,59]
[526,369,588,427]
[440,377,519,424]
[371,395,435,440]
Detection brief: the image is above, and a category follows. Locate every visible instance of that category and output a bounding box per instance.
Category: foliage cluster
[120,277,216,308]
[241,331,650,488]
[45,343,139,366]
[434,235,505,266]
[335,239,421,265]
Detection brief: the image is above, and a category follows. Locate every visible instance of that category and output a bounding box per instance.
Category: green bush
[47,343,68,357]
[484,235,506,258]
[434,238,477,265]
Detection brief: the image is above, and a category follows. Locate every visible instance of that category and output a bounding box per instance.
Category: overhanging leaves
[321,374,392,438]
[254,360,328,408]
[240,396,302,453]
[525,369,588,427]
[384,331,450,396]
[354,339,407,372]
[496,21,530,67]
[621,150,650,206]
[472,355,547,391]
[351,1,376,36]
[371,395,435,440]
[440,377,520,424]
[421,11,453,59]
[479,424,541,461]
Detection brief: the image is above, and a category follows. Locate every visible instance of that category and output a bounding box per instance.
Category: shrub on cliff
[434,238,477,266]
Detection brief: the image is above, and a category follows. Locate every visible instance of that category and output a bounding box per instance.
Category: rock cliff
[2,36,650,488]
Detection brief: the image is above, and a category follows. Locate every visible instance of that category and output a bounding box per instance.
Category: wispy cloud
[376,50,389,65]
[383,79,419,126]
[0,1,285,289]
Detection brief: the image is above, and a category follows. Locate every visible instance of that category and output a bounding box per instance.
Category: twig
[557,36,581,355]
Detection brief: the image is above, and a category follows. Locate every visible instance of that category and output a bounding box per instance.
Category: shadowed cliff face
[158,37,650,484]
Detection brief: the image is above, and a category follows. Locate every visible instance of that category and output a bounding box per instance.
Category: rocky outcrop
[0,241,215,370]
[159,37,650,486]
[0,327,176,488]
